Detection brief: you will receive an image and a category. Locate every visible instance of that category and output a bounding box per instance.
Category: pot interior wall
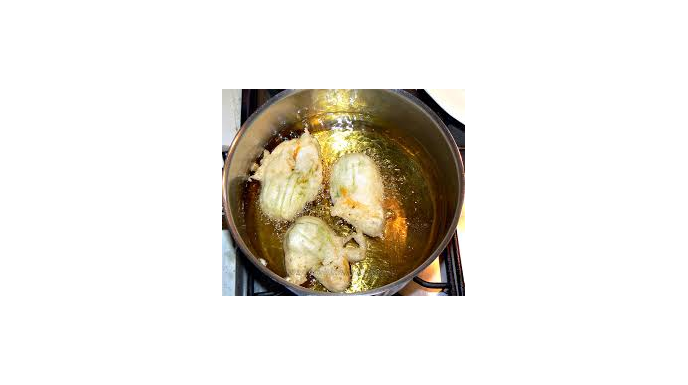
[225,90,461,293]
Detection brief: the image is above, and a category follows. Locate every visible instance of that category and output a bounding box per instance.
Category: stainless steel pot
[223,89,464,295]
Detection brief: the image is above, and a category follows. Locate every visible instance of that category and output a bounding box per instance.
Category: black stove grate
[224,89,464,296]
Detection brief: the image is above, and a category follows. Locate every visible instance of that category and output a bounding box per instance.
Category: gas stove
[222,89,464,296]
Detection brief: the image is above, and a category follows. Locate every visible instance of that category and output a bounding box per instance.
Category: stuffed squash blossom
[284,216,365,292]
[250,130,323,221]
[329,153,385,237]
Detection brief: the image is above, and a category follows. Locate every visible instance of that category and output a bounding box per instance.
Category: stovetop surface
[223,89,464,296]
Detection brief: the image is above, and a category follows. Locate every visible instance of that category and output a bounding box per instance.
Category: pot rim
[222,89,464,296]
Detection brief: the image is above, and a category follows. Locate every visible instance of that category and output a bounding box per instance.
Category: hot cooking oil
[242,112,442,293]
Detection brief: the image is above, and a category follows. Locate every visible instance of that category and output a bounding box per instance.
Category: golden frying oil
[242,113,441,293]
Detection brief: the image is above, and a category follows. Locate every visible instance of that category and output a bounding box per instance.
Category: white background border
[1,1,686,384]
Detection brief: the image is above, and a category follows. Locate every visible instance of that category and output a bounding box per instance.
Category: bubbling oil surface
[243,113,440,293]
